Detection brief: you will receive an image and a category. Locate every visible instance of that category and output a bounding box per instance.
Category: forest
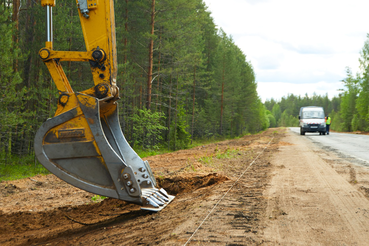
[0,0,268,164]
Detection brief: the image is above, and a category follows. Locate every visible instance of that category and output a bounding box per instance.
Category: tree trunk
[23,0,36,88]
[124,0,128,66]
[167,71,172,148]
[156,29,161,112]
[146,0,155,110]
[191,65,196,143]
[173,74,179,150]
[220,55,225,135]
[12,0,20,72]
[68,6,73,78]
[121,0,128,132]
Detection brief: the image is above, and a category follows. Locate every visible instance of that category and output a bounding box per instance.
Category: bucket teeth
[141,188,175,212]
[151,195,164,206]
[154,191,169,202]
[144,197,160,208]
[159,188,169,197]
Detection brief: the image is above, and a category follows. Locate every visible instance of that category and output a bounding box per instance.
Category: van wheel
[300,127,305,135]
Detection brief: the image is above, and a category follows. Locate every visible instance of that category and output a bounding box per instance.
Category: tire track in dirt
[180,139,275,245]
[184,174,266,245]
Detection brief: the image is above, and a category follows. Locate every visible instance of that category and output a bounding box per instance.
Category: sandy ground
[1,128,369,245]
[264,130,369,245]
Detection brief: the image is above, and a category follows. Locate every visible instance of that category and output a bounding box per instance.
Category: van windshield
[302,111,324,119]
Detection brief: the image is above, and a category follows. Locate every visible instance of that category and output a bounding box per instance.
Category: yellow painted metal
[39,49,94,61]
[86,0,98,10]
[54,94,79,116]
[45,41,53,49]
[76,0,117,87]
[41,0,55,7]
[42,105,104,158]
[44,59,73,95]
[39,0,118,118]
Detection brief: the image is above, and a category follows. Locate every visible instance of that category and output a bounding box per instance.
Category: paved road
[289,127,369,166]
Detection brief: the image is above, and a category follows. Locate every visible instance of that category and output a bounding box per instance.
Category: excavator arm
[34,0,174,211]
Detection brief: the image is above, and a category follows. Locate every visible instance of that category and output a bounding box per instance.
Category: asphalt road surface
[290,127,369,166]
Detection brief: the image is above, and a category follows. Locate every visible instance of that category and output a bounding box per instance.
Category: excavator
[34,0,174,212]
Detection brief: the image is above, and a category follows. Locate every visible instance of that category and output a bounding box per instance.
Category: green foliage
[169,105,191,150]
[131,108,167,150]
[339,67,360,131]
[271,104,282,123]
[0,6,29,157]
[330,34,369,132]
[279,110,299,127]
[266,110,277,127]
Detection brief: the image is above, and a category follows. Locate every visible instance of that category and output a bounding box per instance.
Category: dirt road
[264,130,369,245]
[1,128,369,245]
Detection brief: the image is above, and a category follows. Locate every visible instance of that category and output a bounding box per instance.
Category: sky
[202,0,369,102]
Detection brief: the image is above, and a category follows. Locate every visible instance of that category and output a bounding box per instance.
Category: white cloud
[257,81,343,102]
[203,0,369,101]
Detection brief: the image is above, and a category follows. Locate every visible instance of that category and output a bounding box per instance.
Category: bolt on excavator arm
[35,0,174,211]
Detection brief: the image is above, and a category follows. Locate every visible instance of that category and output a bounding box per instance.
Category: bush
[131,108,167,150]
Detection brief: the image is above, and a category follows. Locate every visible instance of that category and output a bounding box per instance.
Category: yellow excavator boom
[34,0,174,211]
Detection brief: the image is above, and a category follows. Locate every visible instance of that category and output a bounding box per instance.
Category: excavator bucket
[35,94,174,212]
[35,0,174,211]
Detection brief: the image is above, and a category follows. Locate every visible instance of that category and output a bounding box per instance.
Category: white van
[298,106,326,135]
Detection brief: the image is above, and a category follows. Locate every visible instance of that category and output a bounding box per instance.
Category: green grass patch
[134,147,171,158]
[198,156,213,164]
[198,148,242,170]
[0,155,49,182]
[91,195,107,202]
[215,148,241,159]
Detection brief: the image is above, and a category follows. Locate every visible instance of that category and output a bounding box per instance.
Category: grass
[134,147,171,158]
[91,195,107,202]
[198,156,213,164]
[198,148,242,168]
[0,154,49,182]
[215,148,241,159]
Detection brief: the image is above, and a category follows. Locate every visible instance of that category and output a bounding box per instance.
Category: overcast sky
[202,0,369,102]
